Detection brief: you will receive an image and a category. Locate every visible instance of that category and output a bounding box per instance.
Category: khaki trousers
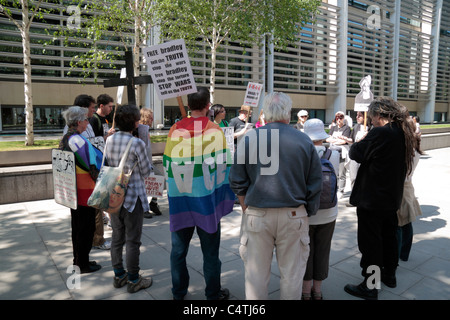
[239,205,310,300]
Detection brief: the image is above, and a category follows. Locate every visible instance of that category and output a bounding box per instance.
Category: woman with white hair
[59,106,103,274]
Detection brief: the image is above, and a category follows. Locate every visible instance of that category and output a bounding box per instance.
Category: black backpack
[319,148,338,209]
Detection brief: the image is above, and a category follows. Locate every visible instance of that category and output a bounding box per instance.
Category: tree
[51,0,159,107]
[157,0,321,104]
[0,0,46,146]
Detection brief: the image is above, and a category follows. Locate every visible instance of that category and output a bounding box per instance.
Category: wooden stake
[364,111,367,131]
[177,96,187,118]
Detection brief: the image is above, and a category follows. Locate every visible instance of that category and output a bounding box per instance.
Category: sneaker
[127,275,153,293]
[113,274,128,288]
[93,240,111,250]
[150,202,162,215]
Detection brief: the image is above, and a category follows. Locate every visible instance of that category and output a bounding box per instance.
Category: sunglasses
[336,115,344,120]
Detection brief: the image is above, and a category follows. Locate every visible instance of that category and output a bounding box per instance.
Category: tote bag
[87,138,136,215]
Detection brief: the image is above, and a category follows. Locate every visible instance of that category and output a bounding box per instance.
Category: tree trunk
[133,5,141,107]
[209,23,218,105]
[22,1,34,146]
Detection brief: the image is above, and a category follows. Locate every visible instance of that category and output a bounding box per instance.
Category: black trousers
[71,205,96,269]
[356,207,399,278]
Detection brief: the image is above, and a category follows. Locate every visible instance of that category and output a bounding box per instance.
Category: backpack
[319,148,338,209]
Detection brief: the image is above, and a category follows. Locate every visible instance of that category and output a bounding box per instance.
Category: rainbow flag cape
[163,117,235,233]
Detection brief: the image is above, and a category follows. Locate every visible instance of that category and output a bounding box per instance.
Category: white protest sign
[222,126,235,155]
[354,75,374,112]
[116,67,126,105]
[89,136,105,153]
[52,149,77,209]
[243,82,263,108]
[143,39,197,100]
[144,175,165,197]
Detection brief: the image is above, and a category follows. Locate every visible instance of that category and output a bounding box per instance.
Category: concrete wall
[0,165,54,204]
[0,158,165,205]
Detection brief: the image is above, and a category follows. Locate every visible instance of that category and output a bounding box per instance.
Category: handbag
[87,138,136,215]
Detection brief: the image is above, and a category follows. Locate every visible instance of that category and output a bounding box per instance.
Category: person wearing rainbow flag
[163,87,235,300]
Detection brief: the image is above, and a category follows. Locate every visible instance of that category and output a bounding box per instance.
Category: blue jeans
[171,224,222,300]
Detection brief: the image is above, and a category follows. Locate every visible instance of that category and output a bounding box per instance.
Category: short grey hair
[263,92,292,123]
[62,106,88,127]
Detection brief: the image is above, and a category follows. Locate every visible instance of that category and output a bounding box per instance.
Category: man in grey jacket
[229,92,323,300]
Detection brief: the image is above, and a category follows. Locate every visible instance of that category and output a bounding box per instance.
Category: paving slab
[0,147,449,303]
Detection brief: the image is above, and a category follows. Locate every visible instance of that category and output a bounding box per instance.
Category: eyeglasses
[300,116,308,118]
[336,115,344,120]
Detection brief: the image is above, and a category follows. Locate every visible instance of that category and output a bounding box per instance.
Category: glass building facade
[0,0,448,133]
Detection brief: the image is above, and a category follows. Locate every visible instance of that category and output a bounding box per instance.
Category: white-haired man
[229,92,323,300]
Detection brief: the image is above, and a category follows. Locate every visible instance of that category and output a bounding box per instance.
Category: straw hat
[303,119,329,141]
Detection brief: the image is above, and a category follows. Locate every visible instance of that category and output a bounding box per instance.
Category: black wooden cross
[103,51,153,106]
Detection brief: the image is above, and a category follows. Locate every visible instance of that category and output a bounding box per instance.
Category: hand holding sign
[143,39,197,101]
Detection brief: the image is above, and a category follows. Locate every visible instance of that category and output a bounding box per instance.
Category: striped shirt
[104,131,153,213]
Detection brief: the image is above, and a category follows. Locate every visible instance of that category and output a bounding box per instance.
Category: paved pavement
[0,147,450,301]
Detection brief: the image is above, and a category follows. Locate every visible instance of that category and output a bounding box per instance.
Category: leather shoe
[80,264,102,274]
[381,273,397,288]
[344,281,378,300]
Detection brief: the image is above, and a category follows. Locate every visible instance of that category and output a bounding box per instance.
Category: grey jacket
[229,122,322,216]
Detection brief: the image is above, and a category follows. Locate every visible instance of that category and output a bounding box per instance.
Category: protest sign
[144,175,165,197]
[143,39,197,100]
[243,82,263,108]
[222,126,235,154]
[52,149,77,209]
[354,75,373,112]
[89,136,105,153]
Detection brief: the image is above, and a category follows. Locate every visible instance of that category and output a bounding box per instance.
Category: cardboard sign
[243,82,263,108]
[222,126,235,154]
[143,39,197,100]
[116,67,126,104]
[52,149,77,209]
[354,75,373,112]
[144,175,165,197]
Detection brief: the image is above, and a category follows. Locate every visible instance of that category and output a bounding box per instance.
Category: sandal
[301,292,312,300]
[312,290,323,300]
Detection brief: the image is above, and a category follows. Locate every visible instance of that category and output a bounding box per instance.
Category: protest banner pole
[177,96,187,118]
[364,111,367,131]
